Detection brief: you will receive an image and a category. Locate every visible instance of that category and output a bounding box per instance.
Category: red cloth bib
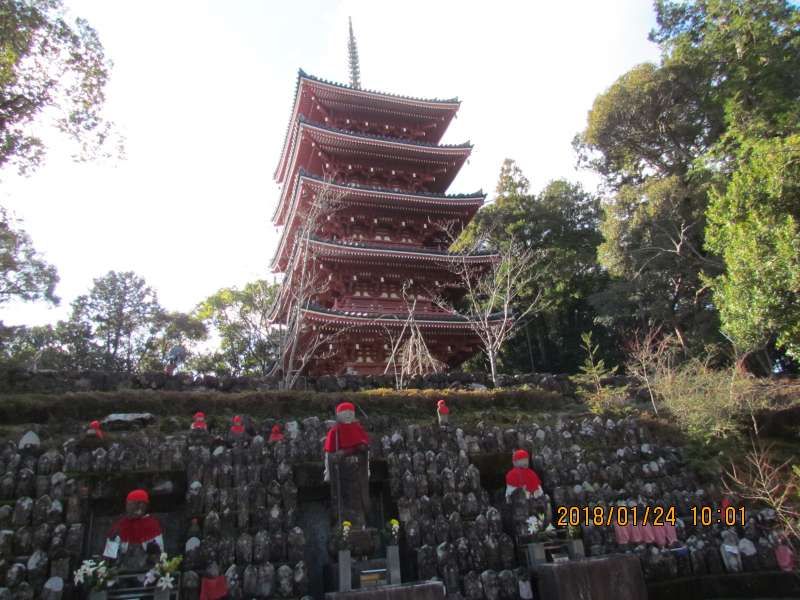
[324,422,369,452]
[269,431,285,442]
[200,575,229,600]
[191,422,207,430]
[505,467,541,492]
[110,514,162,544]
[230,425,245,434]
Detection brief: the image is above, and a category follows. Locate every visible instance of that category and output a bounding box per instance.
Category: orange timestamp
[556,505,747,527]
[557,505,677,527]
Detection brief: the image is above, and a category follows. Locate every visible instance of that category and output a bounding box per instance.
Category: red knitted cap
[194,412,205,419]
[126,489,149,503]
[272,424,281,432]
[90,420,101,429]
[336,402,355,413]
[513,449,530,462]
[232,415,243,425]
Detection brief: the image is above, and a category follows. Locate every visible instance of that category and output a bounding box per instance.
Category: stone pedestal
[329,452,370,529]
[387,545,401,585]
[338,550,352,592]
[566,539,585,559]
[525,543,547,567]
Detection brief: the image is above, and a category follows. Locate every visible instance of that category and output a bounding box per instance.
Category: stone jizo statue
[437,399,450,426]
[104,489,163,569]
[505,449,543,500]
[324,402,370,528]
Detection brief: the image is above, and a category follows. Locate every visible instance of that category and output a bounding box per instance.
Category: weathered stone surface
[18,432,40,452]
[41,576,63,600]
[101,413,156,430]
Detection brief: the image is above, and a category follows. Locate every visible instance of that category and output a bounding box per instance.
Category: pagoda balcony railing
[305,302,509,323]
[297,169,484,201]
[309,235,496,257]
[331,298,443,314]
[297,115,472,150]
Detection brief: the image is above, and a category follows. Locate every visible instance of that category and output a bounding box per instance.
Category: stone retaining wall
[0,369,578,396]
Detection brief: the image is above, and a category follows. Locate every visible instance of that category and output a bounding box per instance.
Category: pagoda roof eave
[274,70,462,180]
[269,174,486,270]
[309,237,499,265]
[300,305,509,331]
[299,70,461,106]
[275,117,472,186]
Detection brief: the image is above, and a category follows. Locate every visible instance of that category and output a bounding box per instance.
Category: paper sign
[103,538,119,559]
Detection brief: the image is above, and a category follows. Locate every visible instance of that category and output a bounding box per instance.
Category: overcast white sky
[0,0,660,327]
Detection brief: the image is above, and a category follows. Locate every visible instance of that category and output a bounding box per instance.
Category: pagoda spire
[347,17,361,90]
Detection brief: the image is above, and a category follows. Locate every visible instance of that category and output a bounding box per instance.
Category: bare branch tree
[725,440,800,550]
[433,222,543,386]
[382,281,445,389]
[271,181,351,389]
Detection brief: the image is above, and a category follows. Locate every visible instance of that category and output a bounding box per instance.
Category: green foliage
[194,280,279,376]
[0,207,58,305]
[139,311,207,371]
[0,387,566,426]
[0,322,65,370]
[0,0,120,173]
[576,0,800,365]
[66,271,161,371]
[706,135,800,358]
[654,357,765,444]
[458,160,607,373]
[571,331,627,414]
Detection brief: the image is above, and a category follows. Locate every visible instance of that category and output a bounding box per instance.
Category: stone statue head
[125,489,149,519]
[87,420,104,439]
[336,402,355,424]
[512,449,530,469]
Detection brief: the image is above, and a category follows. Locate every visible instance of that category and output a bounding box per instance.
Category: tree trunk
[536,329,548,371]
[488,351,498,386]
[525,323,535,373]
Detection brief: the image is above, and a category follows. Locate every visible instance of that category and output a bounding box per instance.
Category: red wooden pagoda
[270,43,492,375]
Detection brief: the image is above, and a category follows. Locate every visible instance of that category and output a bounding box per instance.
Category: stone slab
[326,581,445,600]
[536,554,646,600]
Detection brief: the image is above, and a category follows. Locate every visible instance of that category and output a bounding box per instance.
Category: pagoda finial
[347,17,361,90]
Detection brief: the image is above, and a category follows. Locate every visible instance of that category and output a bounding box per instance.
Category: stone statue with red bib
[104,489,164,569]
[323,402,371,528]
[505,449,543,499]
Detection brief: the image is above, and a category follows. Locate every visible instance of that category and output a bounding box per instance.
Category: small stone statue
[103,489,163,569]
[230,415,245,435]
[77,420,106,451]
[323,402,370,528]
[191,412,208,431]
[437,399,450,427]
[505,449,543,500]
[269,424,285,443]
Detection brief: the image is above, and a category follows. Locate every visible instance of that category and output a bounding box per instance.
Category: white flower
[74,568,86,585]
[526,515,541,535]
[157,574,175,590]
[144,570,157,586]
[160,552,168,564]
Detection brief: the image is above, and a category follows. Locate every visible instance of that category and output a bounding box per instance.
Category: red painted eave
[274,71,462,183]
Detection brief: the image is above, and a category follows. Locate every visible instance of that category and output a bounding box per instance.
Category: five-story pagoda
[270,23,494,376]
